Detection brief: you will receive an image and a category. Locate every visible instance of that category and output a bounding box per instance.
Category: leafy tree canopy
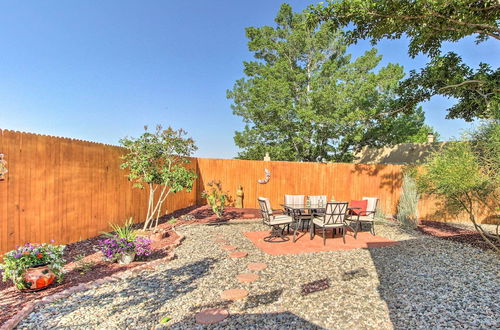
[120,125,197,230]
[228,4,434,162]
[308,0,500,121]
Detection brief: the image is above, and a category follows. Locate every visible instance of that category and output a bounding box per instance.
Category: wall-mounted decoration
[0,153,7,181]
[257,168,271,184]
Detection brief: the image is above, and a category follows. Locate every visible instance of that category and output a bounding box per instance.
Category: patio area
[17,219,499,329]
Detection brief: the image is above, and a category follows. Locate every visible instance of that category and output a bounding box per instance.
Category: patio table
[281,203,360,242]
[281,203,325,242]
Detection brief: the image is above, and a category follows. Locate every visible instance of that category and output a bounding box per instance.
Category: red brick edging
[0,234,186,330]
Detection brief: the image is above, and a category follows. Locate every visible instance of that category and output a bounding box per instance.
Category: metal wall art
[257,168,270,184]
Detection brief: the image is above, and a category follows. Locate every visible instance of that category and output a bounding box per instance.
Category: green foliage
[201,180,229,218]
[104,218,137,241]
[73,254,95,275]
[308,0,500,121]
[417,121,500,252]
[1,242,65,289]
[227,4,433,162]
[397,173,420,229]
[160,316,171,324]
[120,125,197,230]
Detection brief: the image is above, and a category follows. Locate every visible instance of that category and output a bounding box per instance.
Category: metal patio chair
[346,197,379,235]
[310,202,351,245]
[258,197,294,242]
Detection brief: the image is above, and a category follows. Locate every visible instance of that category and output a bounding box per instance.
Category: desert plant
[397,172,420,229]
[120,125,197,230]
[418,121,500,254]
[104,218,137,241]
[201,180,229,218]
[0,242,65,289]
[73,254,95,274]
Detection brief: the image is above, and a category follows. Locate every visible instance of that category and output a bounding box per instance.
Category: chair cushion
[350,200,368,215]
[312,217,344,228]
[270,215,293,225]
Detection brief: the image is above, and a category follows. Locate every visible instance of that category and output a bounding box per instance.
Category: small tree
[120,125,197,231]
[417,121,500,253]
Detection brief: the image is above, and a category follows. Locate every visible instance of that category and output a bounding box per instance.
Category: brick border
[0,234,185,330]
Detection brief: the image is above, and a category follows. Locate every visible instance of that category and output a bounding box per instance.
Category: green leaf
[160,316,171,324]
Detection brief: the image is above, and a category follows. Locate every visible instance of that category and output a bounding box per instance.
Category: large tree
[308,0,500,121]
[228,4,434,162]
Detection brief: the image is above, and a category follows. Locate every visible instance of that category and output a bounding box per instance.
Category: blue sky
[0,1,498,158]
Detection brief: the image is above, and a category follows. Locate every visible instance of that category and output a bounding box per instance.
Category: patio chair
[310,202,351,245]
[284,194,310,231]
[346,197,379,235]
[258,197,294,242]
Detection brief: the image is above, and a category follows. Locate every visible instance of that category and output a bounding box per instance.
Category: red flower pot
[22,264,56,291]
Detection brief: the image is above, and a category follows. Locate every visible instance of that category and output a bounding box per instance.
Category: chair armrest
[272,209,284,215]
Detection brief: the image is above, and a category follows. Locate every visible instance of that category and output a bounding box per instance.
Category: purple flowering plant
[98,219,152,262]
[0,242,65,289]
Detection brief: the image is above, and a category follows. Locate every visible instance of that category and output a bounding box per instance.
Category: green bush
[417,121,499,254]
[202,180,229,218]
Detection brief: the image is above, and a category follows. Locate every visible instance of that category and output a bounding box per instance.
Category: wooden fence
[0,130,496,255]
[0,130,196,255]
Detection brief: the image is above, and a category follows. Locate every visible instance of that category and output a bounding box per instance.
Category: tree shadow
[39,258,217,328]
[367,239,499,328]
[351,164,402,194]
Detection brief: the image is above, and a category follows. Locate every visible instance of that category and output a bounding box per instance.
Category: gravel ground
[17,220,499,329]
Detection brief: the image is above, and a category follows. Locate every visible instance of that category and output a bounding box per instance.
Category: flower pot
[118,252,135,265]
[22,264,56,291]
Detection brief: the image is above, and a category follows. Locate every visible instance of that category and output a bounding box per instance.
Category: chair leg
[323,227,326,246]
[310,223,315,240]
[371,222,375,235]
[342,226,346,243]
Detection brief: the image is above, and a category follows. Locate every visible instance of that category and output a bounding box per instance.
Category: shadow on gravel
[368,240,498,329]
[46,258,217,328]
[169,311,324,329]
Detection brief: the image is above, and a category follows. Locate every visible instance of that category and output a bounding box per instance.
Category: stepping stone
[195,308,229,325]
[236,273,259,283]
[221,245,237,251]
[221,289,248,300]
[247,262,267,271]
[214,239,228,244]
[229,251,248,258]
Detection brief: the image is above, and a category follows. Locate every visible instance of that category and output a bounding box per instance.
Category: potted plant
[98,219,152,264]
[0,242,65,291]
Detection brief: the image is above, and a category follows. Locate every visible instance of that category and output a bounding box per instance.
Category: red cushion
[350,200,368,215]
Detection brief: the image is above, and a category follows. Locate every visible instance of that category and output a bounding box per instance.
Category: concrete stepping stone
[195,308,229,324]
[220,289,248,300]
[247,262,267,271]
[221,245,237,251]
[229,251,248,258]
[236,273,259,283]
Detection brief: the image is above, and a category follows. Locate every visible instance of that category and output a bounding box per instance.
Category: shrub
[397,172,420,229]
[202,180,229,218]
[0,242,65,289]
[417,121,500,254]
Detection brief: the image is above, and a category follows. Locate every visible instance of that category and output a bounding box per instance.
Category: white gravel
[17,220,500,329]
